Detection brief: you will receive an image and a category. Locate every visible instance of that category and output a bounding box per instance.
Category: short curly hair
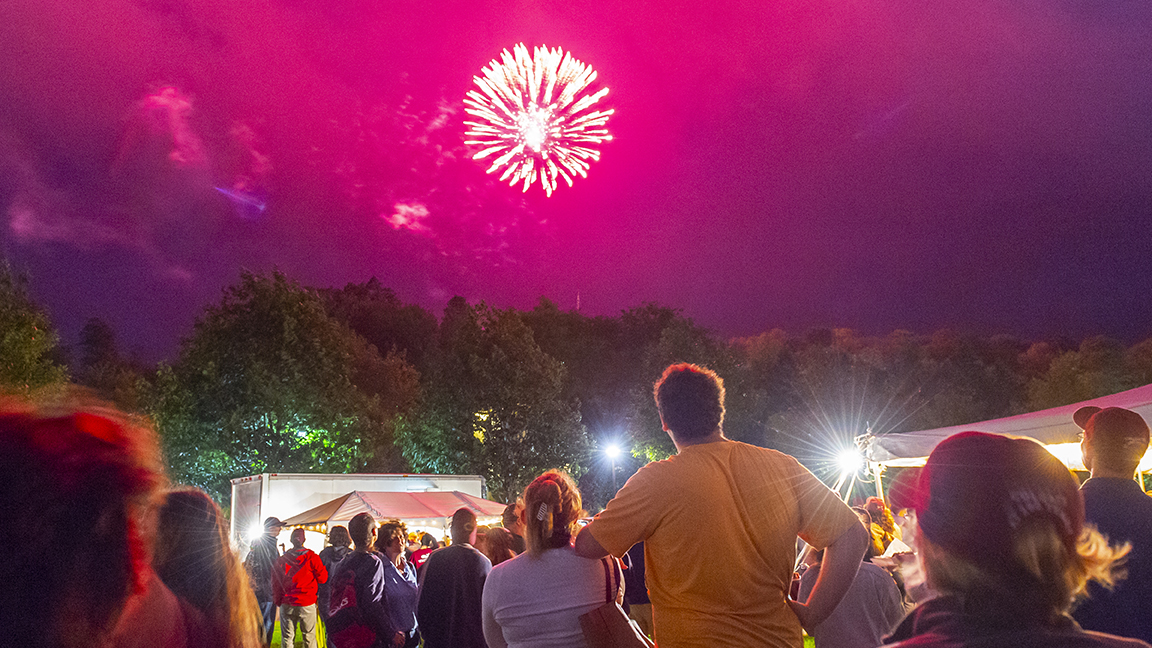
[375,519,408,552]
[653,363,725,438]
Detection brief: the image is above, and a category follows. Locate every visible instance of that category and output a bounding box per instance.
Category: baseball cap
[263,516,285,530]
[1073,406,1150,460]
[912,431,1083,576]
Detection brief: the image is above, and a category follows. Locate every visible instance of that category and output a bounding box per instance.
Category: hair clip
[536,503,550,520]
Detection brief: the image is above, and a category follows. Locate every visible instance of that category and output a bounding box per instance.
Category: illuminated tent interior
[281,490,508,533]
[864,383,1152,474]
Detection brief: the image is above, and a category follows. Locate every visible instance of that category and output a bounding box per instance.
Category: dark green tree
[397,300,588,502]
[1026,336,1132,410]
[322,278,438,372]
[74,317,146,412]
[0,263,67,392]
[149,271,419,502]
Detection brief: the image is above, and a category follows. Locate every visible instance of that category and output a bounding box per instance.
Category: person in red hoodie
[273,528,329,648]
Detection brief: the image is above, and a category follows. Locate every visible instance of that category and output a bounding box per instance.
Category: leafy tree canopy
[0,262,67,393]
[397,300,588,503]
[149,270,419,502]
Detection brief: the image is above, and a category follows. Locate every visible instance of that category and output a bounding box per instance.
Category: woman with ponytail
[482,470,613,648]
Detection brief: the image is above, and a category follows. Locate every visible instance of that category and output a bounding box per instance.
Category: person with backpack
[327,513,403,648]
[319,525,354,642]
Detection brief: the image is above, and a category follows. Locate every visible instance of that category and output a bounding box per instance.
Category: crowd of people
[4,362,1151,648]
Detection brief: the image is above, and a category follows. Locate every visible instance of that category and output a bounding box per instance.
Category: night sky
[1,0,1150,362]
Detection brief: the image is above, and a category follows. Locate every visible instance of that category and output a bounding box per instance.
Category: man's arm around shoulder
[788,521,868,630]
[574,524,610,560]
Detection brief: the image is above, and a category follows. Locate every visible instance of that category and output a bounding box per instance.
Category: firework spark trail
[464,43,614,196]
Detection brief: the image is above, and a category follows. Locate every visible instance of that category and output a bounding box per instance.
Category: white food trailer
[230,473,489,555]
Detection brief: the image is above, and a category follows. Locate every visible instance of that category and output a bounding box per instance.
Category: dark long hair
[154,489,262,648]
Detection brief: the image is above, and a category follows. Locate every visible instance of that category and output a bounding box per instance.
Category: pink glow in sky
[0,0,1150,360]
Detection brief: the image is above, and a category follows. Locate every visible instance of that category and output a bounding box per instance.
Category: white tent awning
[864,383,1152,471]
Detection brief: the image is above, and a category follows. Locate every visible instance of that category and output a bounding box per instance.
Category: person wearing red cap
[1072,406,1152,644]
[881,431,1146,648]
[575,363,867,648]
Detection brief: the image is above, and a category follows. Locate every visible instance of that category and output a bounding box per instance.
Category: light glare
[605,444,622,459]
[836,449,864,474]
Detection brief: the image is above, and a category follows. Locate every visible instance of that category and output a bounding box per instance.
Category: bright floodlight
[248,522,265,541]
[605,444,622,459]
[836,449,864,474]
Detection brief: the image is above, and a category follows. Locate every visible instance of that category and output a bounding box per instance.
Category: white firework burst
[464,43,614,197]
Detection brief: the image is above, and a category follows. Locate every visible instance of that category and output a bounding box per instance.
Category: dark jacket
[319,545,354,619]
[415,544,491,648]
[1075,477,1152,644]
[273,547,329,607]
[328,550,397,647]
[245,533,281,602]
[881,595,1150,648]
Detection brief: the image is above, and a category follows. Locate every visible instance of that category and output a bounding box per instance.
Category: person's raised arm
[788,521,868,630]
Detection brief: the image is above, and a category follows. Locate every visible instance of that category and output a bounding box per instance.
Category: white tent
[863,382,1152,472]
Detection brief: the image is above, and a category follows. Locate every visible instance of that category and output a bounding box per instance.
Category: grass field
[268,617,817,647]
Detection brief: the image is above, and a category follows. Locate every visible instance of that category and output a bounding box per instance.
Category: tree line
[5,263,1152,508]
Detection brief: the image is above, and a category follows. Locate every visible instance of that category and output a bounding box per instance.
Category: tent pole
[831,471,849,498]
[872,462,885,501]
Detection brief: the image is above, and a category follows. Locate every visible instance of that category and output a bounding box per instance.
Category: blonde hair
[920,518,1130,620]
[522,470,585,557]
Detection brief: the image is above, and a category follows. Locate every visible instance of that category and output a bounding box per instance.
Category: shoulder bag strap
[601,556,615,604]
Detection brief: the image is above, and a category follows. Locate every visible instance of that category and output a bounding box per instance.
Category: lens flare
[464,43,614,197]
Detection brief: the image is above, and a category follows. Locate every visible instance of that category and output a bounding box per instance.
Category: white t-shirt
[481,545,612,648]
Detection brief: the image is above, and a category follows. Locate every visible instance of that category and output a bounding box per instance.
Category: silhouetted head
[450,508,477,546]
[654,363,725,439]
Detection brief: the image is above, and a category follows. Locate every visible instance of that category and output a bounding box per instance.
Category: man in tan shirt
[575,363,867,648]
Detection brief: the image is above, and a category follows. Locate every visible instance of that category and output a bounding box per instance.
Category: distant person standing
[482,527,517,568]
[1073,406,1152,644]
[575,363,866,648]
[502,502,527,554]
[273,528,328,648]
[623,542,653,638]
[409,533,438,573]
[375,519,421,648]
[798,514,904,648]
[417,508,492,648]
[246,516,284,645]
[327,513,402,648]
[318,526,354,639]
